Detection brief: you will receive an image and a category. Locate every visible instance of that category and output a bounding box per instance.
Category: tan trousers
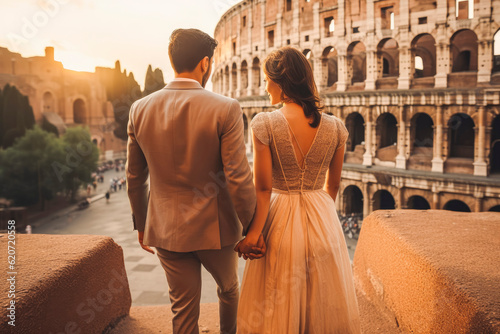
[155,243,239,334]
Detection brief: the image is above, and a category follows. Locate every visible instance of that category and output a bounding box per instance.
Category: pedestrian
[87,184,92,197]
[105,191,110,203]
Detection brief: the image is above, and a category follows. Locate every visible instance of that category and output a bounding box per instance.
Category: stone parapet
[0,234,131,334]
[353,210,500,334]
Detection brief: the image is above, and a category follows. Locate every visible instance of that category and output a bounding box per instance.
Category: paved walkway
[31,169,357,306]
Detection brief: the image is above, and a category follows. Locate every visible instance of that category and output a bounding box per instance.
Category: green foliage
[0,125,99,208]
[42,116,59,136]
[0,84,35,148]
[97,61,142,141]
[0,126,65,207]
[58,126,99,202]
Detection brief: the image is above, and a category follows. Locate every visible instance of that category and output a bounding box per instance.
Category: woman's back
[250,109,348,192]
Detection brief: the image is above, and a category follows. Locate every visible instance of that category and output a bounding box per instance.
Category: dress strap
[269,113,291,193]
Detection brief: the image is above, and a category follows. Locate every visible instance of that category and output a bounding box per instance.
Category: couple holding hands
[126,28,360,333]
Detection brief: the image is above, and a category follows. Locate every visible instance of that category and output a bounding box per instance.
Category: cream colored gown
[237,110,361,334]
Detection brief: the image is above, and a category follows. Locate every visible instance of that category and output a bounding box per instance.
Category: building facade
[213,0,500,215]
[0,46,125,157]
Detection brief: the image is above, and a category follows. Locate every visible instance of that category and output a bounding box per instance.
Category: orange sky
[0,0,239,90]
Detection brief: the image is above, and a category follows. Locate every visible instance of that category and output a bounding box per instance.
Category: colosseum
[213,0,500,216]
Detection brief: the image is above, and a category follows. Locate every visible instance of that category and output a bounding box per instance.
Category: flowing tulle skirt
[237,189,361,334]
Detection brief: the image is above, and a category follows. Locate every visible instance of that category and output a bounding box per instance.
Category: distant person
[126,28,257,334]
[105,191,110,203]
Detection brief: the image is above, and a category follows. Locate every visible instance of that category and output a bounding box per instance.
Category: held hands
[234,233,267,260]
[138,231,155,254]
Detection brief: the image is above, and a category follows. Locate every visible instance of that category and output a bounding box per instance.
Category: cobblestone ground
[31,168,357,306]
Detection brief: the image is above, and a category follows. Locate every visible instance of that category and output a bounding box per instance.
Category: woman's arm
[237,132,273,254]
[324,144,346,202]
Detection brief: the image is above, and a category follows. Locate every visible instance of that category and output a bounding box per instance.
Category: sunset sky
[0,0,239,90]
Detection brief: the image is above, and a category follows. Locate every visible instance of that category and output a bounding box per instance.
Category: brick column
[363,182,370,218]
[363,108,374,166]
[396,105,407,169]
[432,105,445,173]
[473,106,488,176]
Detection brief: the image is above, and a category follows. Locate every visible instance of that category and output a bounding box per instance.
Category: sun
[55,50,113,73]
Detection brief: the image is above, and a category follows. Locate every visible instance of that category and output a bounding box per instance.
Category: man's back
[126,79,256,252]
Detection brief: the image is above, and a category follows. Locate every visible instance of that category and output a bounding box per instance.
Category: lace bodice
[250,110,349,192]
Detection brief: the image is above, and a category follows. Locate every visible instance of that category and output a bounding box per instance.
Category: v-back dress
[237,110,361,334]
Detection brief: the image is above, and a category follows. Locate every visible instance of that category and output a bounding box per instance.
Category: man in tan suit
[126,29,257,334]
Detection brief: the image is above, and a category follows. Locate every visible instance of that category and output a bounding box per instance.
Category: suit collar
[164,80,204,90]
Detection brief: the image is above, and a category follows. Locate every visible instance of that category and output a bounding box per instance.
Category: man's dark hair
[168,28,218,73]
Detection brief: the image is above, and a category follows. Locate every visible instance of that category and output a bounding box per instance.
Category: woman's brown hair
[263,46,324,127]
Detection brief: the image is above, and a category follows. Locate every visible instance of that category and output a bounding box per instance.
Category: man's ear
[201,56,210,73]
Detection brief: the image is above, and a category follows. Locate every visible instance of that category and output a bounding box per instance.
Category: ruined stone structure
[213,0,500,216]
[0,46,126,156]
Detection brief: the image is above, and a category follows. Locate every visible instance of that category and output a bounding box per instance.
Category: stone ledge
[0,234,131,334]
[353,210,500,334]
[106,294,401,334]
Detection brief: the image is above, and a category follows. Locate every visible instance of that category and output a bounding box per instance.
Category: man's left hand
[138,231,155,254]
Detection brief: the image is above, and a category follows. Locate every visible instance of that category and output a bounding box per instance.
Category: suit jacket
[126,79,256,252]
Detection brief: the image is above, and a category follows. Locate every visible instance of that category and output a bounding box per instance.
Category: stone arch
[375,113,398,161]
[242,113,249,144]
[408,112,433,169]
[490,114,500,174]
[373,189,396,210]
[443,199,471,212]
[411,34,436,78]
[42,91,56,114]
[231,63,237,94]
[224,65,230,94]
[377,38,399,77]
[347,41,367,84]
[489,205,500,212]
[447,113,475,158]
[450,29,478,72]
[345,112,365,152]
[252,57,261,93]
[241,60,248,92]
[343,185,364,215]
[410,112,434,149]
[303,49,314,71]
[493,29,500,73]
[73,98,87,124]
[219,68,224,94]
[407,195,431,210]
[321,46,338,88]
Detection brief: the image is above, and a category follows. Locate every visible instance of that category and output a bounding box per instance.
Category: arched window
[73,99,86,124]
[347,42,366,84]
[411,34,436,78]
[448,113,475,158]
[450,29,478,72]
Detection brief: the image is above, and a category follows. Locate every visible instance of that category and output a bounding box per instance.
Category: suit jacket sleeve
[220,100,257,235]
[126,102,149,232]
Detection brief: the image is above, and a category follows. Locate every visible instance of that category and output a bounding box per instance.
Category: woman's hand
[234,234,267,260]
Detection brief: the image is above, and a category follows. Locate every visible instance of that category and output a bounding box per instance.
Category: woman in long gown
[235,47,361,333]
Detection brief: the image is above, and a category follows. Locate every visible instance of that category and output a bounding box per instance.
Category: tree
[0,126,65,209]
[0,84,35,148]
[58,126,100,202]
[143,65,165,97]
